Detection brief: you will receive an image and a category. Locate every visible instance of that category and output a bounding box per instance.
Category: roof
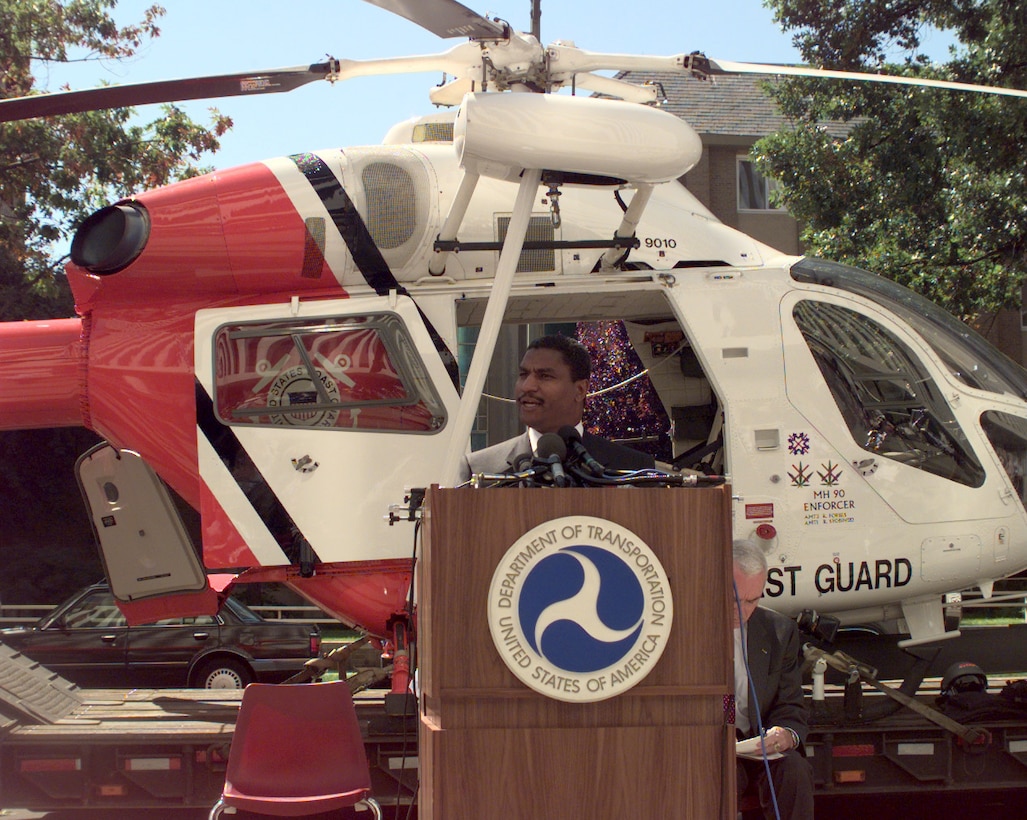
[618,69,854,140]
[618,70,790,138]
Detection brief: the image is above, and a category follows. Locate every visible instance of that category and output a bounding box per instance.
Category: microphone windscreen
[558,425,581,445]
[537,432,568,460]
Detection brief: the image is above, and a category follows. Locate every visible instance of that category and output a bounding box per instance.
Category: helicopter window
[212,313,446,433]
[791,258,1027,399]
[981,412,1027,507]
[793,300,985,488]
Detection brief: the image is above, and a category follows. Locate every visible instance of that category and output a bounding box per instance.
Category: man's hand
[761,726,797,754]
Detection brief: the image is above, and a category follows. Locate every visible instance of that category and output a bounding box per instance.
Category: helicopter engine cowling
[454,92,702,184]
[64,162,353,305]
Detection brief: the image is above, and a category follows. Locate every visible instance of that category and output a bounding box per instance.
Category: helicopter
[3,0,1027,688]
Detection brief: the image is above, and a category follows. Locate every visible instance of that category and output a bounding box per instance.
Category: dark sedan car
[0,583,321,689]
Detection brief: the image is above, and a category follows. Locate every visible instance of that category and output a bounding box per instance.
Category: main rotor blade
[572,73,659,104]
[0,62,338,123]
[363,0,507,39]
[704,57,1027,99]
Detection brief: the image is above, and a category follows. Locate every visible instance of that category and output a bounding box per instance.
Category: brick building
[620,70,801,253]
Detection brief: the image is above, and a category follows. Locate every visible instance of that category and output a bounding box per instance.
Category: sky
[35,0,961,176]
[37,0,817,171]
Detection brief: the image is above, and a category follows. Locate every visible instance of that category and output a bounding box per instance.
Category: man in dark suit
[733,538,814,819]
[459,334,654,482]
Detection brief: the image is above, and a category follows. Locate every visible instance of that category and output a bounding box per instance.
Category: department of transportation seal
[487,515,673,703]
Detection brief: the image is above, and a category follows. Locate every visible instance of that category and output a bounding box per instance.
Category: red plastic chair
[209,680,383,819]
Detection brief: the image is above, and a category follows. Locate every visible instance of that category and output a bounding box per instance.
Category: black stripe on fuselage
[195,380,320,566]
[291,151,460,390]
[290,152,399,296]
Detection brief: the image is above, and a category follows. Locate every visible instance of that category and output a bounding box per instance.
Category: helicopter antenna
[530,0,541,42]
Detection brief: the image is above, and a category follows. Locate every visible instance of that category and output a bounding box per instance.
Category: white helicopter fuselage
[173,128,1027,644]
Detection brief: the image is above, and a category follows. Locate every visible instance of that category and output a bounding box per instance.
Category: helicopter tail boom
[0,318,85,430]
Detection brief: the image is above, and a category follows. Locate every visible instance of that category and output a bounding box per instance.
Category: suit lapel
[503,432,532,470]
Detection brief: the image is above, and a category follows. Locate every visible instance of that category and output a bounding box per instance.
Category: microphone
[558,426,605,477]
[536,433,570,488]
[474,465,544,486]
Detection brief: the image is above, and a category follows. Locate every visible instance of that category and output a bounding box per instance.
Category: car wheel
[196,657,253,689]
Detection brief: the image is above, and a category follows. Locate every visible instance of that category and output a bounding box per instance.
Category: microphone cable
[734,580,782,820]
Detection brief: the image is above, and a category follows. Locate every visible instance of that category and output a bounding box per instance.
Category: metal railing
[249,605,341,626]
[0,605,52,626]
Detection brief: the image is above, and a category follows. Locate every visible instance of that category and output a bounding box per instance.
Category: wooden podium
[418,486,735,818]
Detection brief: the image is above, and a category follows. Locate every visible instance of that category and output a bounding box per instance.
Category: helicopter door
[193,293,458,571]
[76,443,219,623]
[781,292,988,525]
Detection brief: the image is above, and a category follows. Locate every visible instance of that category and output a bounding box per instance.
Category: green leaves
[760,0,1027,320]
[0,1,229,320]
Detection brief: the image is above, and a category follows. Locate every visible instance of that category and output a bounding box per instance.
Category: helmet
[941,661,988,696]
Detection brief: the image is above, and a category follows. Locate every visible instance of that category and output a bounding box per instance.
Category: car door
[123,612,219,687]
[27,588,129,686]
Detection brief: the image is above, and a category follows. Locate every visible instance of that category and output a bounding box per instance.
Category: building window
[737,158,784,212]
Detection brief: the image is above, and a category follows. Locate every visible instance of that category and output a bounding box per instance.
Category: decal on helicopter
[787,431,810,455]
[744,503,774,519]
[291,153,400,296]
[195,382,300,568]
[814,558,913,594]
[764,558,913,597]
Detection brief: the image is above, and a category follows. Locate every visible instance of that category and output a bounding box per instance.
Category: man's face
[732,565,767,628]
[515,347,588,434]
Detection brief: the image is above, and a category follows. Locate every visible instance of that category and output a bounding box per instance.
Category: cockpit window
[981,411,1027,507]
[791,258,1027,399]
[793,300,985,487]
[213,313,446,433]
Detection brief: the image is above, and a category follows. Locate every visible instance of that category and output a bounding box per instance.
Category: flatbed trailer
[5,635,1027,815]
[0,642,417,813]
[808,709,1027,797]
[799,642,1027,805]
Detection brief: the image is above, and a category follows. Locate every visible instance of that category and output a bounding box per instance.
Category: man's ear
[575,378,589,403]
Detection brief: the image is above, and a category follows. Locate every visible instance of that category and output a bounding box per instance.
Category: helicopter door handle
[854,458,878,477]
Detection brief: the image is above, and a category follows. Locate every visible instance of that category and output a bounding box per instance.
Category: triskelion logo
[487,515,673,703]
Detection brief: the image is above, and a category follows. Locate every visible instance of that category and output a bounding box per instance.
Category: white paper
[736,736,784,761]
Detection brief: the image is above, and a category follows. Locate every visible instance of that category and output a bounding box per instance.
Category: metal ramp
[0,641,83,725]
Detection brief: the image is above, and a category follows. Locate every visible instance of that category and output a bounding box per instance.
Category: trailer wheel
[196,657,253,689]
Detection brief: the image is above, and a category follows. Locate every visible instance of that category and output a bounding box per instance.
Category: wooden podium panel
[418,486,735,819]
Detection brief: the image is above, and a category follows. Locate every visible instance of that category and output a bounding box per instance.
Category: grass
[963,612,1026,627]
